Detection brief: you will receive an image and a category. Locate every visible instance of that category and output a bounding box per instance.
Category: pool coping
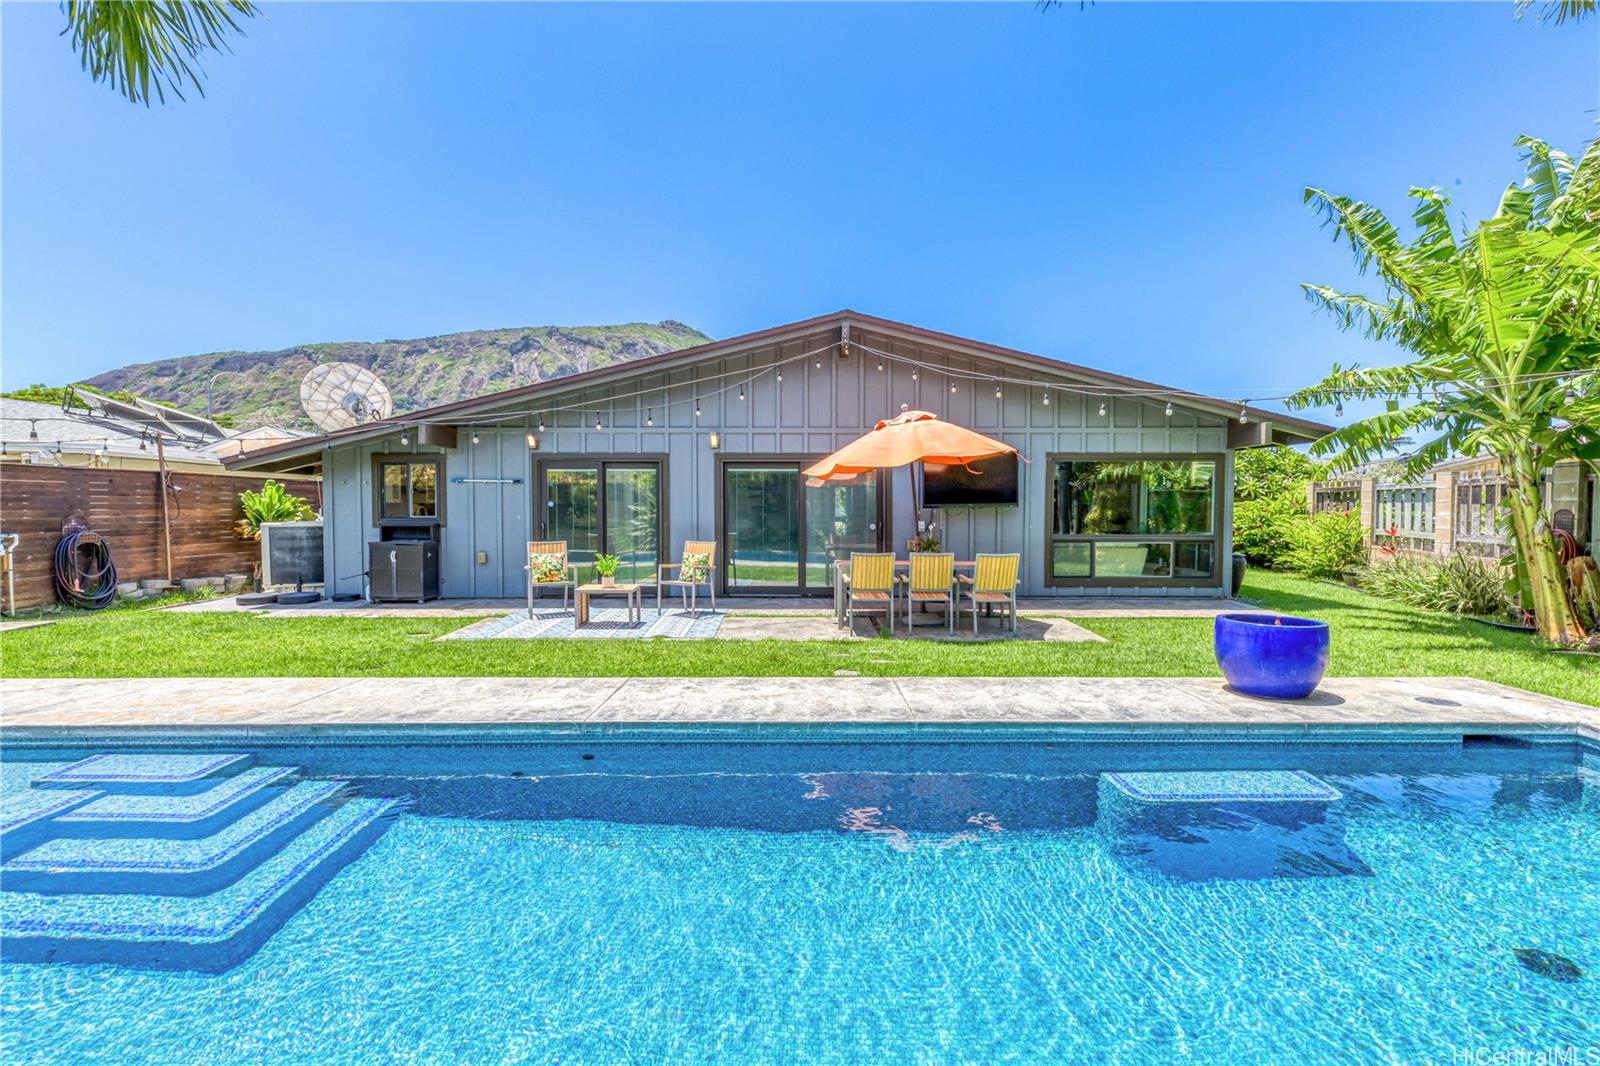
[2,676,1594,745]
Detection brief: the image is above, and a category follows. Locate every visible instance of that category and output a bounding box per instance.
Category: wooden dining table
[832,558,977,625]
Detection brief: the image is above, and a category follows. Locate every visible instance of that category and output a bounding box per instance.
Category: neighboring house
[1307,453,1597,562]
[0,395,317,610]
[227,310,1331,599]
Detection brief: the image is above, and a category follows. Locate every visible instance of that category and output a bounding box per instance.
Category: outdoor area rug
[443,607,726,641]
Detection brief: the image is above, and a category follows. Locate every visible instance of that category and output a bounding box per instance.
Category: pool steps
[4,781,351,895]
[1,753,403,971]
[34,753,255,795]
[1,797,400,972]
[52,765,300,838]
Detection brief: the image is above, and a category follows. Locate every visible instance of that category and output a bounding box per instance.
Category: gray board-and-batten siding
[317,323,1235,599]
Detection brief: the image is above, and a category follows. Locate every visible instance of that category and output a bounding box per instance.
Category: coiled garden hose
[54,530,118,610]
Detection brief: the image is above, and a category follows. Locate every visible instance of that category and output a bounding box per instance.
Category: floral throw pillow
[679,552,710,584]
[530,552,567,582]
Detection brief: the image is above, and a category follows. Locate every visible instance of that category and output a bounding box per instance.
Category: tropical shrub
[235,480,315,540]
[1232,495,1307,568]
[1359,553,1511,617]
[1281,509,1367,579]
[1234,446,1321,503]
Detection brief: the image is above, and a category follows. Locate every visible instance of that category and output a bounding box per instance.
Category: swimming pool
[2,727,1596,1064]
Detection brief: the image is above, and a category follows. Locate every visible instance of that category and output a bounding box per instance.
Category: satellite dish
[299,363,393,432]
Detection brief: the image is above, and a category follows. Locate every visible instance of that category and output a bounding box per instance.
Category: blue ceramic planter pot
[1213,613,1330,699]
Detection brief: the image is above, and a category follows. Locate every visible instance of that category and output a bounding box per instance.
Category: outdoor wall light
[525,432,539,450]
[708,431,721,450]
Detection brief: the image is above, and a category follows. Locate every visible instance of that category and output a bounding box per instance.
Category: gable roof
[227,309,1333,470]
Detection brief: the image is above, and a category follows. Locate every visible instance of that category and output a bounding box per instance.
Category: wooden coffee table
[575,582,643,627]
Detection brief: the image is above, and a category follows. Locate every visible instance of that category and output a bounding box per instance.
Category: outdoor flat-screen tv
[922,455,1019,506]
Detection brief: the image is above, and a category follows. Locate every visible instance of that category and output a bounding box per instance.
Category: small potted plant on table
[594,553,621,586]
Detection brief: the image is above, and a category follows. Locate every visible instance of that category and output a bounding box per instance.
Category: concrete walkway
[2,676,1594,738]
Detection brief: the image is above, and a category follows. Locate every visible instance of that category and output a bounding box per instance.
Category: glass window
[1052,541,1091,578]
[604,466,659,584]
[381,463,408,518]
[379,460,441,520]
[1052,460,1215,536]
[409,463,437,517]
[1095,542,1172,578]
[1174,542,1213,578]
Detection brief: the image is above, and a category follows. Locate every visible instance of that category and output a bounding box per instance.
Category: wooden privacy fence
[0,465,321,610]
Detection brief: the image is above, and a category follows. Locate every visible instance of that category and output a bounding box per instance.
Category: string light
[950,382,957,394]
[646,409,654,427]
[471,431,480,445]
[1334,399,1343,418]
[815,357,822,370]
[1238,403,1249,424]
[1098,402,1107,417]
[775,370,782,383]
[1164,401,1173,419]
[911,369,918,381]
[594,412,603,431]
[399,431,409,445]
[876,360,883,372]
[538,416,546,433]
[694,398,702,418]
[738,385,745,401]
[1042,387,1051,406]
[994,382,1003,400]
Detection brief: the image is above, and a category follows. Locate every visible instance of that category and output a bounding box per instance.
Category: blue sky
[2,2,1595,421]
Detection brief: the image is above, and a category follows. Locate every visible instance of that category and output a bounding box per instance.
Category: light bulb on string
[471,431,480,445]
[646,409,654,427]
[1098,402,1107,417]
[1042,386,1050,406]
[1238,403,1249,424]
[694,399,702,418]
[776,370,783,383]
[950,381,957,394]
[994,382,1002,400]
[738,385,746,401]
[876,360,883,372]
[911,369,918,382]
[595,412,603,431]
[1334,399,1343,418]
[1164,401,1173,419]
[538,416,546,433]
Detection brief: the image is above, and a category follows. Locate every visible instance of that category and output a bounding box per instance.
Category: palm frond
[61,1,258,106]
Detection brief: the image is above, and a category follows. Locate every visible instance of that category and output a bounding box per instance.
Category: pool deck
[2,676,1595,739]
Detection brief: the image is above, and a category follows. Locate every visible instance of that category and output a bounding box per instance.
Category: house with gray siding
[228,311,1332,600]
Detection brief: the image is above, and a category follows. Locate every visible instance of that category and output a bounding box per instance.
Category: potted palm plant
[594,553,621,586]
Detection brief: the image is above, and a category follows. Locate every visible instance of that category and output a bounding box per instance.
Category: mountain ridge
[79,321,713,429]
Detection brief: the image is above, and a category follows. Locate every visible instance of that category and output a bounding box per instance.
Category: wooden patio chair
[958,553,1020,635]
[525,540,575,616]
[899,552,955,634]
[658,540,717,616]
[841,552,896,630]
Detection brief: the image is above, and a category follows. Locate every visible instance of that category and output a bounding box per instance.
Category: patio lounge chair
[899,552,955,634]
[841,552,896,630]
[958,553,1020,635]
[658,540,717,616]
[526,540,576,616]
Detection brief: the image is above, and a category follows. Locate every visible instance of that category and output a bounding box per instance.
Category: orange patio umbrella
[803,409,1024,532]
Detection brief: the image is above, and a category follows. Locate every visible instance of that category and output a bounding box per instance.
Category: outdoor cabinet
[369,527,440,602]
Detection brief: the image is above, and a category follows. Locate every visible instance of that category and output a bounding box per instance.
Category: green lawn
[2,571,1594,706]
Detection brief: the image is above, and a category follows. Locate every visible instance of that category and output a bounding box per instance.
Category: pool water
[2,732,1596,1064]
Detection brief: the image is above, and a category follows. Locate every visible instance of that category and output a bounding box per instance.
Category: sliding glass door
[722,462,880,595]
[537,460,660,584]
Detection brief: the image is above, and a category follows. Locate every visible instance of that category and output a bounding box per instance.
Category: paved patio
[165,594,1261,620]
[2,676,1594,739]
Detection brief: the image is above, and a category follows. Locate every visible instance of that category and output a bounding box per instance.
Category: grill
[368,525,439,603]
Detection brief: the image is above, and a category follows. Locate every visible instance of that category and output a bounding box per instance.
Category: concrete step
[53,766,298,839]
[2,781,347,895]
[1,797,402,973]
[1101,770,1342,806]
[34,753,253,796]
